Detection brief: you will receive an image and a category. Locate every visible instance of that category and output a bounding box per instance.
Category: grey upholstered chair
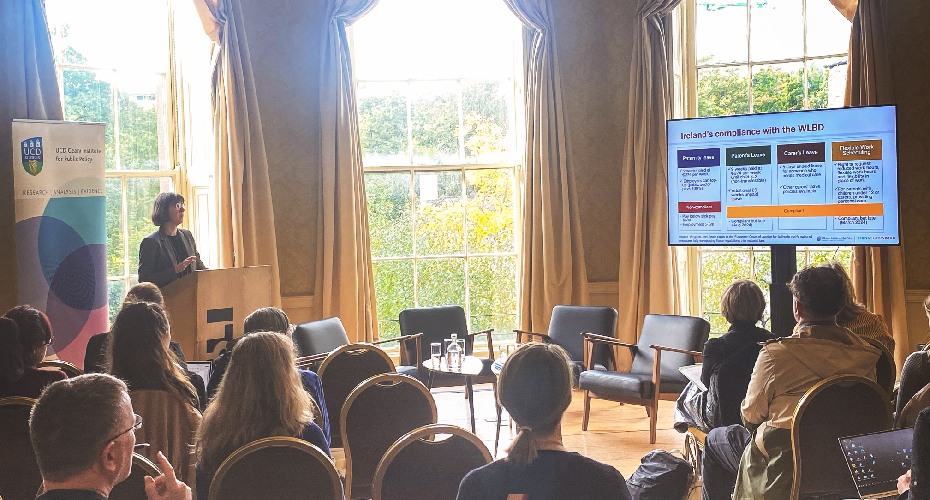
[578,314,709,444]
[293,316,420,378]
[398,306,494,388]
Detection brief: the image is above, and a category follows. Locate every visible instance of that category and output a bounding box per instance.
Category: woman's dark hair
[4,305,53,365]
[108,301,198,409]
[498,343,573,465]
[150,192,184,226]
[0,318,25,385]
[244,307,290,335]
[123,282,165,308]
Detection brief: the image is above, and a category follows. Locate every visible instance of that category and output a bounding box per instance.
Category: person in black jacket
[138,192,205,289]
[897,406,930,499]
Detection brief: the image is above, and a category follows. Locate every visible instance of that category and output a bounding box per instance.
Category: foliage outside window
[46,0,177,323]
[352,0,522,342]
[691,0,852,332]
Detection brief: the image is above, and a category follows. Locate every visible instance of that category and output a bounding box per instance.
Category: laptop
[186,361,213,395]
[839,427,914,499]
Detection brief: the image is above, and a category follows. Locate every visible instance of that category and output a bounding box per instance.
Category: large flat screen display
[667,105,899,246]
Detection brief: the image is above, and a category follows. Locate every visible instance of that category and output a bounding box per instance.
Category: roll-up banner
[12,120,107,368]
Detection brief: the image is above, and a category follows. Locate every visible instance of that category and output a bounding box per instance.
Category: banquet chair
[895,381,930,429]
[36,360,83,378]
[862,336,896,397]
[372,424,492,500]
[398,306,494,388]
[0,397,41,500]
[108,453,161,500]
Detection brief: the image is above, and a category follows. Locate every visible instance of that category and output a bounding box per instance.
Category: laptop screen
[839,427,914,496]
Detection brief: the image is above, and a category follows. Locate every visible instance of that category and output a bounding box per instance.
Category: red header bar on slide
[679,201,721,213]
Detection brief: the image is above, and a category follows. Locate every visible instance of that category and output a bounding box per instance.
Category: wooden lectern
[161,266,274,361]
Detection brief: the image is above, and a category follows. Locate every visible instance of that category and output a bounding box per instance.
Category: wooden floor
[333,383,685,478]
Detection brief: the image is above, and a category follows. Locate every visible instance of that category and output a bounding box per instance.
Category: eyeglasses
[174,202,186,210]
[106,414,142,443]
[41,336,53,346]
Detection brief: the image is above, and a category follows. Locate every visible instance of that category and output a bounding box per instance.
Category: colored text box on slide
[727,203,884,218]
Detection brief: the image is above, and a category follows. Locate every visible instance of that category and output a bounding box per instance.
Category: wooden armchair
[292,316,421,377]
[398,306,495,387]
[578,314,709,444]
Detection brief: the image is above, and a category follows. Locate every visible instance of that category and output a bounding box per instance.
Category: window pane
[417,258,466,308]
[463,81,512,163]
[127,177,174,273]
[466,169,514,254]
[117,72,168,171]
[751,62,806,113]
[416,171,464,256]
[749,0,803,63]
[358,82,409,166]
[106,178,124,277]
[701,250,751,332]
[808,58,848,110]
[806,0,852,57]
[373,260,414,340]
[62,68,115,169]
[468,256,517,342]
[698,66,749,117]
[410,81,460,165]
[696,4,747,65]
[366,172,413,258]
[108,279,125,325]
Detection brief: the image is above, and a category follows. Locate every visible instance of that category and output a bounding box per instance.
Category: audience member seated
[195,332,330,500]
[896,294,930,420]
[1,306,66,398]
[897,406,930,499]
[456,343,632,500]
[676,280,774,432]
[29,373,190,500]
[109,302,205,412]
[206,307,330,445]
[701,266,881,500]
[820,261,894,353]
[84,282,187,374]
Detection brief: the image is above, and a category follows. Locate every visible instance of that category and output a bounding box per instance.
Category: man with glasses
[29,374,190,500]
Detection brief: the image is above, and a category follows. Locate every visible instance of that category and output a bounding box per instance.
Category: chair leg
[649,402,658,445]
[582,390,591,431]
[645,406,651,418]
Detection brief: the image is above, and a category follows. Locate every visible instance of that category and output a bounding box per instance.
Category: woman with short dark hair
[1,306,67,399]
[457,343,631,500]
[138,191,205,288]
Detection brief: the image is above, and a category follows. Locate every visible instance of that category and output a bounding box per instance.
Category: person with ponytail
[456,343,631,500]
[1,307,67,398]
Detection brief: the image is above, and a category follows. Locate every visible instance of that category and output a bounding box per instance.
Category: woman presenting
[138,192,206,288]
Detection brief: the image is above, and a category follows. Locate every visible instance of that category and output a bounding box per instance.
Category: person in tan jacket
[701,266,881,500]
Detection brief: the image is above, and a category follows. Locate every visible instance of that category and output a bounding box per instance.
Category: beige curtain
[616,0,681,350]
[193,0,281,305]
[844,0,909,369]
[503,0,589,333]
[0,0,63,312]
[313,0,379,343]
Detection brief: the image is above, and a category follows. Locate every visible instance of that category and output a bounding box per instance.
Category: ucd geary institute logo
[21,137,44,176]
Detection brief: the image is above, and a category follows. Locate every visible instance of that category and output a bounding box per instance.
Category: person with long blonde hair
[819,261,894,353]
[195,332,329,499]
[457,343,631,500]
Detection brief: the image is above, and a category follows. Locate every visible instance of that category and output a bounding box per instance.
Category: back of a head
[0,317,25,385]
[4,305,53,365]
[790,266,846,319]
[198,332,313,475]
[498,343,573,465]
[720,279,766,325]
[123,282,165,308]
[818,261,861,317]
[30,374,128,482]
[244,307,290,335]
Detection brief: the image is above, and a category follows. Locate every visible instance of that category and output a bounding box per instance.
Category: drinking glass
[430,342,442,367]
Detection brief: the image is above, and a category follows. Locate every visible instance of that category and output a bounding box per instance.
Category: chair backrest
[713,341,765,427]
[896,381,930,429]
[36,360,83,378]
[862,336,896,395]
[398,306,471,364]
[292,317,351,358]
[209,437,342,500]
[547,305,618,366]
[790,375,891,500]
[342,374,437,500]
[0,397,41,500]
[372,424,492,500]
[317,343,395,449]
[129,389,201,487]
[630,315,710,384]
[109,453,161,500]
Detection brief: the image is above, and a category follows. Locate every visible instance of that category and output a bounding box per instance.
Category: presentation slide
[667,106,899,246]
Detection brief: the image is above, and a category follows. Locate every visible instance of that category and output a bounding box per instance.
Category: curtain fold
[192,0,281,305]
[0,0,63,311]
[616,0,681,352]
[503,0,590,333]
[314,0,379,342]
[844,0,909,369]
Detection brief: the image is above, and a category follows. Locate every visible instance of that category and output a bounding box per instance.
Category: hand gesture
[898,469,912,494]
[144,452,192,500]
[174,256,197,274]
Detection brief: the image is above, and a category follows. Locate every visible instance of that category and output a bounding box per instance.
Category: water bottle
[447,333,462,369]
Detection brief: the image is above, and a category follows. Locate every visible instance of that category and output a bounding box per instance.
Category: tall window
[46,0,178,322]
[352,0,522,341]
[688,0,852,332]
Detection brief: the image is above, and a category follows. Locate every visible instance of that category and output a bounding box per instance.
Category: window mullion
[746,1,753,114]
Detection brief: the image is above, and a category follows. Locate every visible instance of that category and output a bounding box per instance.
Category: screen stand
[770,245,798,337]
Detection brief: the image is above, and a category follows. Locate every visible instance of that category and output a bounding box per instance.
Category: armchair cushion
[579,370,689,400]
[630,314,709,384]
[549,306,618,368]
[569,361,607,383]
[292,317,351,357]
[399,306,472,363]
